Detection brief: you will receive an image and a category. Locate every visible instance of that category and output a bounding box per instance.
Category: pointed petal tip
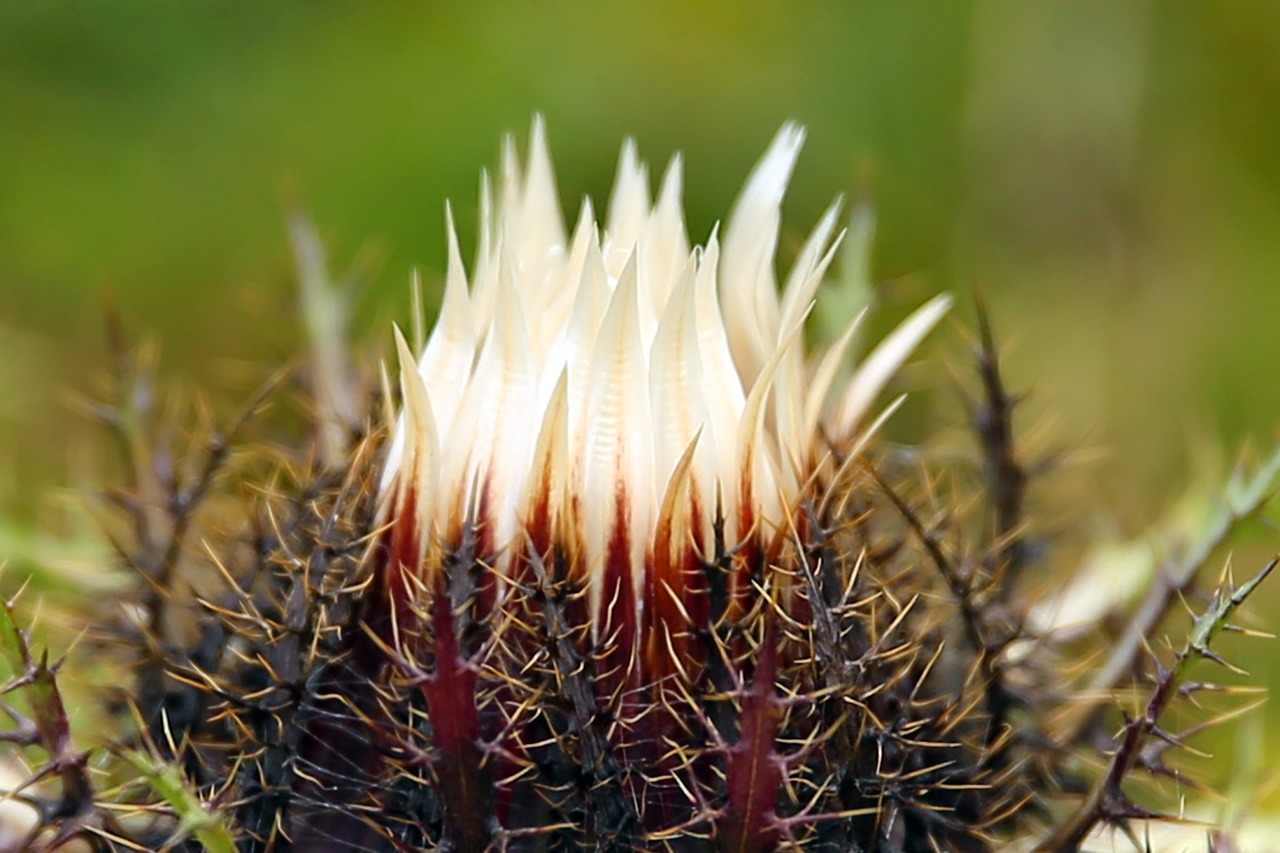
[392,322,416,366]
[766,121,807,163]
[832,292,953,439]
[930,291,956,309]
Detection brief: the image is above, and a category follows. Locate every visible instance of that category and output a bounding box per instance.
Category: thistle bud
[363,119,951,849]
[2,121,1273,853]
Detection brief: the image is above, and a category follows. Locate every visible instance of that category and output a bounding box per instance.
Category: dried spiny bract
[1,122,1274,853]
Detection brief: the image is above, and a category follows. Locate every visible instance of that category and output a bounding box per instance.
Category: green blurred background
[2,0,1279,807]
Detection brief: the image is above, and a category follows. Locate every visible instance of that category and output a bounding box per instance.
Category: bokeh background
[2,0,1279,813]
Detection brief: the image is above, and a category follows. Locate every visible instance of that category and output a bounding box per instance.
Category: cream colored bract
[380,119,950,635]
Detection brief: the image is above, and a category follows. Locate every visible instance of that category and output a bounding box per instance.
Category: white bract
[381,119,950,630]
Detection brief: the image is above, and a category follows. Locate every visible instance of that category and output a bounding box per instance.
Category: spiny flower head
[3,120,1270,853]
[379,118,949,672]
[350,119,975,849]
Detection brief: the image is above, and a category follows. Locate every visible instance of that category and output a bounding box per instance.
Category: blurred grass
[2,0,1279,812]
